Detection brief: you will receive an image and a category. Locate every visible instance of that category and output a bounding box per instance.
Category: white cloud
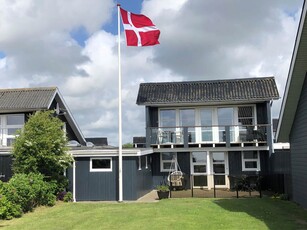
[0,0,303,145]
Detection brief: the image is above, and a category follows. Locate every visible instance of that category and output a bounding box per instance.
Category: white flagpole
[117,3,123,202]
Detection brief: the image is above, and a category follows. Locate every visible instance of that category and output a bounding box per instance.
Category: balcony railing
[146,124,271,147]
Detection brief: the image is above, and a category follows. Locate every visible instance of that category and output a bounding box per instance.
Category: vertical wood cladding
[289,76,307,209]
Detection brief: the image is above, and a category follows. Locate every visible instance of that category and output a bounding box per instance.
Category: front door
[211,152,228,188]
[191,151,229,189]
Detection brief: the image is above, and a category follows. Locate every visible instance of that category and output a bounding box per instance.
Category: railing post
[225,126,230,147]
[183,127,188,148]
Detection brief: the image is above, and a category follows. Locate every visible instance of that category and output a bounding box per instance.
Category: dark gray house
[136,77,279,190]
[0,87,153,201]
[0,87,85,181]
[277,0,307,209]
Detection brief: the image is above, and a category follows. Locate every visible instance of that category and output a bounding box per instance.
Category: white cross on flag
[120,7,160,47]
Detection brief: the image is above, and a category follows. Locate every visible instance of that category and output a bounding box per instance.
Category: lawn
[0,198,307,230]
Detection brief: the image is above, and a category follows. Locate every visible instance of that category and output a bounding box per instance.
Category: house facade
[136,77,279,190]
[0,87,86,182]
[0,87,153,201]
[277,0,307,209]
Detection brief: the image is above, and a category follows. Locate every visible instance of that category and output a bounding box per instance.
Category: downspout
[73,160,76,202]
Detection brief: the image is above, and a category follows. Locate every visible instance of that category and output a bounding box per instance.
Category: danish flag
[120,7,160,47]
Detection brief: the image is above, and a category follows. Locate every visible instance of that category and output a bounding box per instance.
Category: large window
[160,110,176,127]
[200,108,213,141]
[218,108,234,142]
[160,152,177,172]
[0,114,25,146]
[212,152,226,185]
[90,158,112,172]
[158,106,257,144]
[179,109,195,142]
[242,151,260,171]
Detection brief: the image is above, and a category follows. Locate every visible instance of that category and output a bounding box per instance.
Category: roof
[85,137,108,146]
[277,1,307,142]
[0,87,56,112]
[0,86,86,145]
[136,77,279,105]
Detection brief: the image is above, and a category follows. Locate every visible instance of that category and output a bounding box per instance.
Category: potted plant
[156,184,170,199]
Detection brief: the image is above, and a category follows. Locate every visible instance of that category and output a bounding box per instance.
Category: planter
[157,190,169,199]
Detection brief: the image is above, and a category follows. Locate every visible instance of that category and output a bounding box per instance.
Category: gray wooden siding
[289,77,307,208]
[152,152,191,189]
[123,156,153,200]
[269,150,292,195]
[0,155,12,182]
[147,106,158,127]
[73,156,153,201]
[75,157,117,201]
[256,102,268,124]
[228,151,269,189]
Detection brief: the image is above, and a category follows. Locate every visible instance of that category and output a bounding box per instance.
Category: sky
[0,0,304,146]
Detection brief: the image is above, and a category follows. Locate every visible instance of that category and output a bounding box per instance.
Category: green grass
[0,198,307,230]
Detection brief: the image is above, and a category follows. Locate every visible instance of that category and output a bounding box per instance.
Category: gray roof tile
[0,87,56,111]
[136,77,279,105]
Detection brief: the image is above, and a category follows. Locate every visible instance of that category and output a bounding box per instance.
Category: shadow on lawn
[213,198,307,229]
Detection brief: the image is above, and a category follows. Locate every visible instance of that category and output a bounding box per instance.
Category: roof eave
[137,97,279,107]
[277,1,307,142]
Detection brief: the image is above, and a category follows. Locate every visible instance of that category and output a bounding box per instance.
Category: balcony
[146,124,271,148]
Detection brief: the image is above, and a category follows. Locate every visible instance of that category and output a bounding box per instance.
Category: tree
[12,111,73,191]
[122,143,134,148]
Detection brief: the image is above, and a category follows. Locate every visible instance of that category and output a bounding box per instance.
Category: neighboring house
[0,87,153,201]
[277,0,307,209]
[136,77,279,190]
[0,87,85,181]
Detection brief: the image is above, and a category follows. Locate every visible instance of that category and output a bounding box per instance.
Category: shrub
[0,195,22,220]
[63,192,73,202]
[2,173,56,213]
[57,191,67,201]
[12,110,73,192]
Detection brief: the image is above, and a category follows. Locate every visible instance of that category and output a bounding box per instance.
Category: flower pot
[157,190,169,199]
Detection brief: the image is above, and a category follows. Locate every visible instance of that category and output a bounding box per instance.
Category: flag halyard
[120,8,160,46]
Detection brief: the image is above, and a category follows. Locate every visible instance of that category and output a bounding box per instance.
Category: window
[200,108,213,141]
[238,106,254,126]
[238,106,255,142]
[180,109,195,142]
[90,158,112,172]
[242,151,260,171]
[218,108,234,142]
[160,152,177,172]
[212,152,226,185]
[160,110,176,127]
[0,114,25,146]
[191,152,207,174]
[191,152,207,187]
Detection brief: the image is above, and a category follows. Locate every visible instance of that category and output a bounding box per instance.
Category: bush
[63,192,73,202]
[1,173,56,213]
[0,195,22,220]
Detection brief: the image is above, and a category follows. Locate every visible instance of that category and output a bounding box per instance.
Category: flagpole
[117,3,123,202]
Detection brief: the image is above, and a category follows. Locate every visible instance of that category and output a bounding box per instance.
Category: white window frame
[241,151,260,171]
[160,152,177,172]
[158,105,257,144]
[190,151,207,175]
[1,114,25,146]
[90,158,112,172]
